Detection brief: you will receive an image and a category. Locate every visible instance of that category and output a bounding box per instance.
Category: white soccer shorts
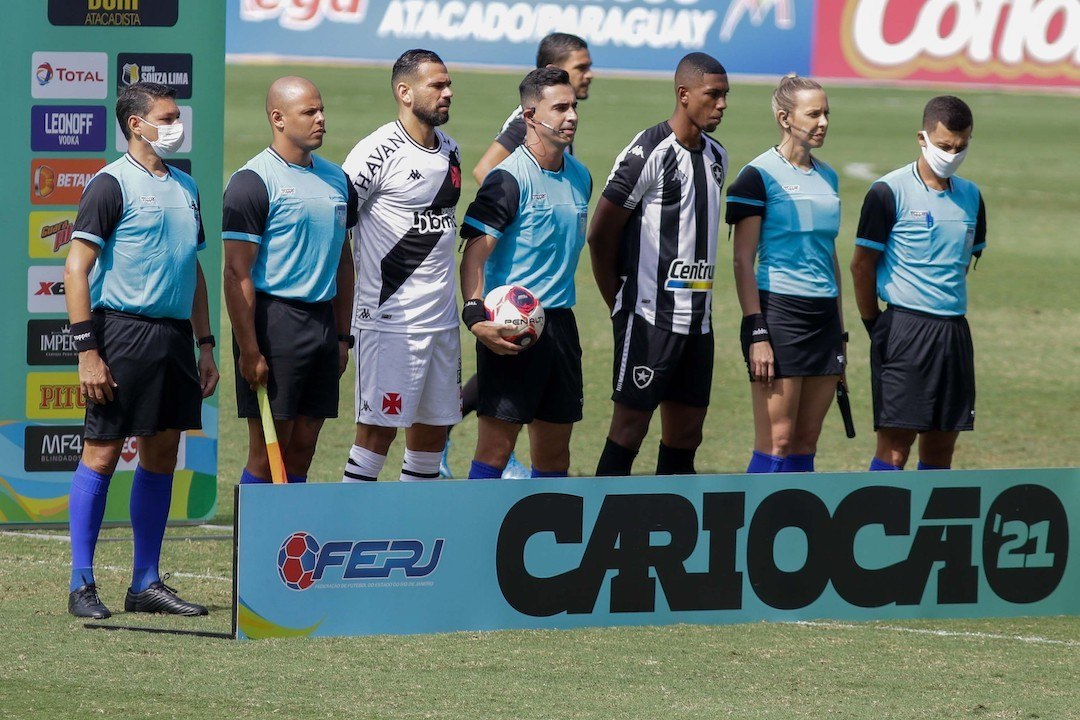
[354,327,462,428]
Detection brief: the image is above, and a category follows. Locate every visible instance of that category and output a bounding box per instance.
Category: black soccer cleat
[124,575,208,616]
[69,583,112,619]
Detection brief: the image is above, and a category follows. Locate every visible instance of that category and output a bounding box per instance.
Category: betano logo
[31,158,104,205]
[277,531,444,591]
[842,0,1080,80]
[241,0,368,30]
[29,211,78,258]
[26,372,85,419]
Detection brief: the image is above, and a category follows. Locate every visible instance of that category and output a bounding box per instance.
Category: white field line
[791,620,1079,648]
[1,556,230,583]
[0,531,69,541]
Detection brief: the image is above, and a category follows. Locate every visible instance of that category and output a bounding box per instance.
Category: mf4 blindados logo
[277,531,444,591]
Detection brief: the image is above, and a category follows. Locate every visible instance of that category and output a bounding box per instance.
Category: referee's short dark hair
[392,49,445,87]
[923,95,973,132]
[116,82,177,140]
[536,33,588,68]
[519,67,571,109]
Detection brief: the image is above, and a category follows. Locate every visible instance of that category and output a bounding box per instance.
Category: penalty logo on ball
[484,284,546,348]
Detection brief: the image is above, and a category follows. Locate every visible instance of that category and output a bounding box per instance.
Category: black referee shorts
[234,292,339,420]
[741,290,844,380]
[611,310,714,411]
[870,305,976,432]
[83,309,202,441]
[477,308,583,425]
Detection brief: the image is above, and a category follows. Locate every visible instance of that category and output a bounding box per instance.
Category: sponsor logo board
[31,105,106,152]
[27,266,68,313]
[48,0,179,27]
[31,51,108,99]
[26,372,85,419]
[29,211,78,259]
[23,425,84,472]
[27,319,78,366]
[116,53,192,98]
[30,158,105,205]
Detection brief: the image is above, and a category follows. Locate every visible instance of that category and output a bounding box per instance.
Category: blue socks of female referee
[747,451,783,473]
[130,466,174,593]
[869,457,902,471]
[69,463,111,591]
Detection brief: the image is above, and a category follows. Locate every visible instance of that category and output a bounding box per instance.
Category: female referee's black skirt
[741,290,844,379]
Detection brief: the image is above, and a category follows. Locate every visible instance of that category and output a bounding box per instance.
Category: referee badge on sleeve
[335,204,347,227]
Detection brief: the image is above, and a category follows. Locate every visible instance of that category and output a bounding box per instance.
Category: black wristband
[743,313,770,344]
[197,334,216,349]
[862,316,878,335]
[462,299,487,329]
[71,320,98,352]
[337,333,355,349]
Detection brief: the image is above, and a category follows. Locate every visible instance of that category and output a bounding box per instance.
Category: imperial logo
[27,320,78,366]
[116,54,193,98]
[24,425,85,472]
[31,52,108,99]
[48,0,179,27]
[664,259,714,291]
[28,266,68,313]
[277,531,444,592]
[31,159,105,205]
[29,211,79,258]
[26,372,85,419]
[241,0,369,30]
[32,106,106,152]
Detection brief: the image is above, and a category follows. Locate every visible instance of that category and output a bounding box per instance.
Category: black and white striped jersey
[601,121,727,335]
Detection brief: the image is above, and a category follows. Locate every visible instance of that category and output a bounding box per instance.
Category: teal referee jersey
[71,154,204,320]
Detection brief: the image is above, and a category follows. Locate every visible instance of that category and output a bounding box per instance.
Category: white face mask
[919,131,967,179]
[138,118,184,157]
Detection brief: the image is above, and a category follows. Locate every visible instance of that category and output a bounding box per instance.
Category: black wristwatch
[338,333,355,349]
[197,335,216,349]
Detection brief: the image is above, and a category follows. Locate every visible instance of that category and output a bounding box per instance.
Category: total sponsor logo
[277,531,444,591]
[664,259,714,291]
[26,372,85,420]
[115,105,192,153]
[27,319,78,366]
[31,106,106,153]
[825,0,1080,85]
[29,211,78,259]
[31,158,105,205]
[117,53,193,99]
[24,425,84,472]
[240,0,369,30]
[48,0,179,27]
[31,52,108,99]
[28,266,68,313]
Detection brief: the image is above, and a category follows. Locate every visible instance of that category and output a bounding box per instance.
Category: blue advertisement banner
[31,105,107,152]
[234,468,1079,640]
[227,0,814,76]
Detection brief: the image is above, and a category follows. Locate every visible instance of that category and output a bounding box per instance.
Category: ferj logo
[277,531,444,591]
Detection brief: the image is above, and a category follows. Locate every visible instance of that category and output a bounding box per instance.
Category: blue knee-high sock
[69,463,112,591]
[780,453,815,472]
[286,473,307,484]
[240,468,270,484]
[130,466,174,593]
[468,460,503,479]
[747,451,784,474]
[869,457,903,471]
[531,468,567,478]
[917,461,950,471]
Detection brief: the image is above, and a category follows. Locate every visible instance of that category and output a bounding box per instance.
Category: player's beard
[414,103,449,128]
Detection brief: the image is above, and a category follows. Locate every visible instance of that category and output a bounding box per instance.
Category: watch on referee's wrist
[197,334,216,349]
[337,333,355,349]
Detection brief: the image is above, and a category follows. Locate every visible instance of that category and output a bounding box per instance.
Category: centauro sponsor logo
[48,0,179,27]
[29,211,78,258]
[240,0,369,30]
[31,52,108,99]
[24,425,84,472]
[664,259,714,291]
[26,372,85,420]
[28,266,68,313]
[31,158,104,205]
[117,53,193,99]
[27,319,78,366]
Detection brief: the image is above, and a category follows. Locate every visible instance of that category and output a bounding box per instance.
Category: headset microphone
[536,119,565,135]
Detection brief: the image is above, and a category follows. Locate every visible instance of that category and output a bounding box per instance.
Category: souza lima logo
[277,531,444,591]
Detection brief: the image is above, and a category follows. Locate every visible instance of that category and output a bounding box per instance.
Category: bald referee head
[266,76,325,159]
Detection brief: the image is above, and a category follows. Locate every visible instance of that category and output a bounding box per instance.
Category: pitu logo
[277,531,444,591]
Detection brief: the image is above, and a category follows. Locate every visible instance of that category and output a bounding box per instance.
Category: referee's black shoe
[69,583,112,619]
[124,575,208,616]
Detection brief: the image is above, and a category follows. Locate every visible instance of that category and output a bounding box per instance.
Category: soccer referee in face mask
[850,95,987,473]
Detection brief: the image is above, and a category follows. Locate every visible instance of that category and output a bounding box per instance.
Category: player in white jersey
[590,53,730,477]
[339,49,463,483]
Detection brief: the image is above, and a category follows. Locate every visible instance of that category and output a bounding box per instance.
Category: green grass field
[1,64,1077,719]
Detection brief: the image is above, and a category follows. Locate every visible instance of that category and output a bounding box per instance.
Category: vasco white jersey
[343,120,462,333]
[602,121,727,335]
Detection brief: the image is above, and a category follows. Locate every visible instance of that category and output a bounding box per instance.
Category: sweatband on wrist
[462,299,487,329]
[743,313,770,344]
[71,321,97,352]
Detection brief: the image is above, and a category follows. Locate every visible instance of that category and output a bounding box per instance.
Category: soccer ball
[277,532,320,591]
[484,284,546,348]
